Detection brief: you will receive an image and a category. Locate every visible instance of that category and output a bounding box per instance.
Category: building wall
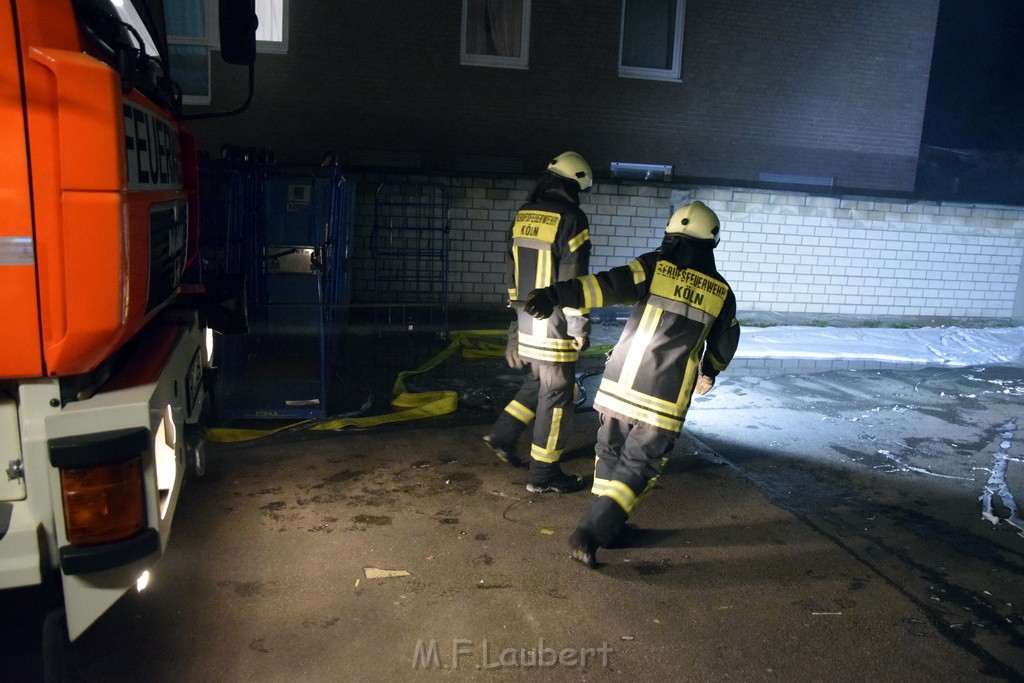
[346,171,1024,322]
[192,0,939,195]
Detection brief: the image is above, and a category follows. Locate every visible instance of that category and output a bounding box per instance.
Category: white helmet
[666,201,720,246]
[547,151,593,192]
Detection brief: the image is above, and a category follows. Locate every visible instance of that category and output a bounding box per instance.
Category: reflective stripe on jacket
[550,243,740,435]
[508,193,591,365]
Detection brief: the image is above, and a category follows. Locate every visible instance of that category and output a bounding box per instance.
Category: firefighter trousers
[577,413,675,546]
[490,361,576,464]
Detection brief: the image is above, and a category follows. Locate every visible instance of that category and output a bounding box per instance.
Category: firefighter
[523,200,741,565]
[483,151,593,493]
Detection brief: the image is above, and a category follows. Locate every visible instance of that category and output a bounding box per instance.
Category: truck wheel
[41,607,69,683]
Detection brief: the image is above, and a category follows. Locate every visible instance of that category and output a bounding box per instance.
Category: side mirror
[182,0,257,118]
[219,0,258,65]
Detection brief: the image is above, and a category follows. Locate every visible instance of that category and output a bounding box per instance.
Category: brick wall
[347,172,1024,322]
[711,190,1024,319]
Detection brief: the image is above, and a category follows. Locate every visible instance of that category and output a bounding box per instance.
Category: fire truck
[1,0,253,677]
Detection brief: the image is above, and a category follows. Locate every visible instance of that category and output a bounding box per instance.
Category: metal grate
[371,182,450,333]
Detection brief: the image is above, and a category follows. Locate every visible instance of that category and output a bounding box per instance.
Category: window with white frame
[254,0,288,54]
[619,0,684,81]
[165,0,215,104]
[165,0,288,105]
[461,0,530,70]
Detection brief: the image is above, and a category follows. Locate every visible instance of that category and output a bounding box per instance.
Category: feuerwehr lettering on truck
[123,101,182,191]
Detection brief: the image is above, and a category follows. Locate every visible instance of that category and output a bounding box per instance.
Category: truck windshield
[108,0,160,58]
[74,0,179,111]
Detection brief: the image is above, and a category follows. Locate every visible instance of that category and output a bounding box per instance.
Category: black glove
[524,288,558,320]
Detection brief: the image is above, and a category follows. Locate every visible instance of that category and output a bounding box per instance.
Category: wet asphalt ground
[7,321,1024,682]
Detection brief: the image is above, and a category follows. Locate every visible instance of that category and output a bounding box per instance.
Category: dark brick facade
[191,0,939,194]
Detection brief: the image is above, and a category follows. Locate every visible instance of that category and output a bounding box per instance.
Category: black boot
[568,527,599,568]
[526,461,585,493]
[582,496,630,547]
[483,434,523,467]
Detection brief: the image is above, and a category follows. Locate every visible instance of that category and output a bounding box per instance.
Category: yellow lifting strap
[205,330,612,443]
[206,330,509,443]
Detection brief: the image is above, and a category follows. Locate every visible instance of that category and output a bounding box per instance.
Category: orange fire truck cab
[0,0,254,678]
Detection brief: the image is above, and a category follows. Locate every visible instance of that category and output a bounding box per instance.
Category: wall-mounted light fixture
[758,172,835,188]
[610,162,673,181]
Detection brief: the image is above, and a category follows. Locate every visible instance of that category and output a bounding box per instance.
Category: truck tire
[41,607,69,683]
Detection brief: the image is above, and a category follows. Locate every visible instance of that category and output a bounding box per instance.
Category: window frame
[168,44,213,105]
[460,0,531,71]
[165,0,288,105]
[254,0,289,55]
[618,0,685,82]
[165,0,218,105]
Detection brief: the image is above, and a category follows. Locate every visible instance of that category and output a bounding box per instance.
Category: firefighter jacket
[545,235,740,436]
[508,174,591,365]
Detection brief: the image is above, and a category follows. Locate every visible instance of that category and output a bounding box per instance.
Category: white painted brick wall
[347,172,1024,322]
[694,189,1024,320]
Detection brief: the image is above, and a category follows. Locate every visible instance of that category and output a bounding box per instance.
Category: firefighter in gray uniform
[523,200,741,565]
[484,151,593,493]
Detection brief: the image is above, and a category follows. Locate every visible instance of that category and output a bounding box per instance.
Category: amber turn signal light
[61,458,145,545]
